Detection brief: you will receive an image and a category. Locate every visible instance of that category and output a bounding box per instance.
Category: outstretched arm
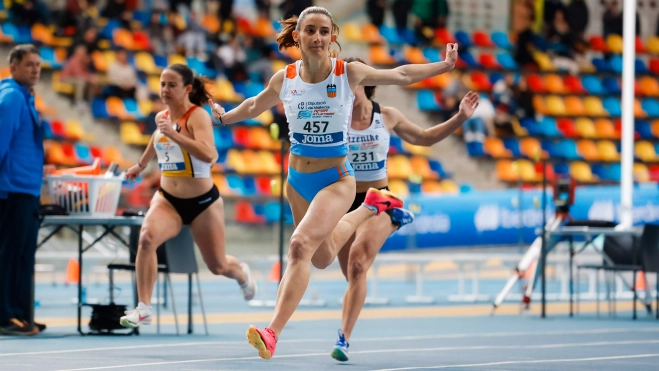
[348,44,458,88]
[209,70,284,125]
[389,91,479,146]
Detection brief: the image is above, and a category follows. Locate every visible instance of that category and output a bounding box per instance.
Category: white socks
[138,302,152,313]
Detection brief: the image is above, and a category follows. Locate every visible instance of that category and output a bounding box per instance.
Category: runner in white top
[331,57,480,362]
[120,64,256,329]
[208,5,459,360]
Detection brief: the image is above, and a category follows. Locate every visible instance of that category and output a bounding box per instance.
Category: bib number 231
[303,121,329,133]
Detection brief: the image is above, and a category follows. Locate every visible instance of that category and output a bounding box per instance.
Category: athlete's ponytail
[275,6,341,58]
[344,57,376,99]
[165,64,212,107]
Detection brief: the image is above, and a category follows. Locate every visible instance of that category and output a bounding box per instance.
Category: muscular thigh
[141,192,183,247]
[188,197,227,265]
[291,176,356,247]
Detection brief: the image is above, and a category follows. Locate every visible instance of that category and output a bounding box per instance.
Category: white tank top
[280,58,354,158]
[348,101,390,182]
[153,106,212,178]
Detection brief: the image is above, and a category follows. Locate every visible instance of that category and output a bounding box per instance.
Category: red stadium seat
[478,53,499,69]
[472,30,493,47]
[527,74,545,92]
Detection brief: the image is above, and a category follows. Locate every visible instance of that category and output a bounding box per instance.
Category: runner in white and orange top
[208,6,459,360]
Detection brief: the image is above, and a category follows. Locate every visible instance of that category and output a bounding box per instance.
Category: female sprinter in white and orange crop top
[330,57,480,362]
[120,64,256,329]
[208,6,459,360]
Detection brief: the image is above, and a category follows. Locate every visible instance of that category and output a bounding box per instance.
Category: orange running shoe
[363,188,404,215]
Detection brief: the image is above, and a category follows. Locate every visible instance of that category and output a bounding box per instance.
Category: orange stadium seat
[201,14,220,33]
[45,141,68,165]
[640,77,659,96]
[545,74,565,94]
[484,137,512,158]
[361,24,383,44]
[212,175,233,196]
[241,150,261,173]
[597,140,620,161]
[113,28,135,49]
[634,163,650,182]
[635,99,647,117]
[421,180,443,194]
[565,96,585,116]
[404,47,428,64]
[533,96,547,114]
[106,97,132,120]
[387,155,412,179]
[410,156,438,180]
[519,137,547,159]
[577,140,599,161]
[103,146,131,168]
[652,120,659,138]
[647,36,659,54]
[369,45,395,65]
[495,160,518,182]
[594,119,617,138]
[606,34,623,54]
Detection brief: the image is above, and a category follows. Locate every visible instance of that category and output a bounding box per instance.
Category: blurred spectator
[248,45,275,85]
[170,0,193,13]
[218,0,235,24]
[148,13,175,56]
[511,77,535,121]
[255,0,271,18]
[60,45,99,109]
[101,0,127,20]
[392,0,412,31]
[214,34,247,80]
[367,0,386,27]
[545,9,580,75]
[367,0,411,31]
[542,0,566,35]
[140,95,166,135]
[69,27,100,58]
[603,0,640,37]
[106,49,137,100]
[10,0,47,26]
[513,0,538,70]
[279,0,313,19]
[412,0,450,45]
[177,12,207,60]
[565,0,589,38]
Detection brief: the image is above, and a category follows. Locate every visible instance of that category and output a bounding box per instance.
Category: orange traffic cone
[269,261,282,283]
[635,271,647,291]
[65,258,80,284]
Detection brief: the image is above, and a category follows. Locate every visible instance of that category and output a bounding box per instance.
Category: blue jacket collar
[1,78,39,126]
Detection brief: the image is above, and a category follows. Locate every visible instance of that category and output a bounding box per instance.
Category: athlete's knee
[138,228,158,252]
[348,258,367,281]
[288,233,313,263]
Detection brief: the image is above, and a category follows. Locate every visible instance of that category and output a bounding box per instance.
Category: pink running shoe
[246,325,277,360]
[363,188,404,215]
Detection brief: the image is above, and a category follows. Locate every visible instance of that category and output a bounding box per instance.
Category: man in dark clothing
[0,44,51,336]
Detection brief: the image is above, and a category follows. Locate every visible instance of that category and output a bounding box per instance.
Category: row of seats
[533,95,659,117]
[590,34,659,55]
[45,140,131,168]
[519,117,659,140]
[234,200,294,225]
[496,159,659,183]
[477,136,659,163]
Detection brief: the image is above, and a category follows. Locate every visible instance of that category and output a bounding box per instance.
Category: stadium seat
[503,138,521,157]
[649,165,659,182]
[589,35,607,52]
[576,140,599,161]
[652,120,659,138]
[45,142,68,165]
[519,137,546,159]
[575,118,596,138]
[120,122,150,146]
[602,77,621,95]
[342,22,361,41]
[417,90,441,111]
[557,139,581,160]
[564,75,585,94]
[74,142,93,164]
[534,52,555,71]
[545,74,565,94]
[428,159,448,178]
[379,25,403,44]
[594,119,617,138]
[496,52,518,69]
[225,175,246,195]
[422,48,442,63]
[361,23,384,44]
[585,97,606,116]
[597,140,620,161]
[533,96,547,114]
[635,120,653,139]
[106,97,132,120]
[650,59,659,74]
[636,59,648,74]
[565,96,585,116]
[103,146,130,168]
[640,77,659,96]
[472,30,493,47]
[214,128,234,149]
[369,45,395,65]
[404,47,428,64]
[527,75,545,92]
[520,117,542,136]
[641,98,659,116]
[483,137,512,158]
[546,96,566,115]
[458,51,479,68]
[557,118,577,137]
[387,155,412,179]
[388,179,409,197]
[255,176,272,196]
[635,141,657,162]
[226,149,245,173]
[258,151,279,174]
[478,53,499,69]
[515,160,538,182]
[538,117,560,137]
[570,162,596,183]
[135,52,160,74]
[495,160,518,182]
[241,150,262,174]
[609,55,623,74]
[582,75,604,94]
[634,163,650,182]
[389,135,405,154]
[591,163,608,180]
[606,34,623,54]
[647,36,659,54]
[491,31,512,49]
[454,30,472,47]
[440,179,459,193]
[470,71,491,90]
[403,142,431,156]
[604,163,621,181]
[421,180,443,194]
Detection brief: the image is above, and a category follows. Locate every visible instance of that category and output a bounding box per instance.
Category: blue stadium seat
[558,139,581,160]
[591,164,608,180]
[582,75,604,94]
[132,11,150,26]
[636,120,653,139]
[123,98,145,119]
[264,202,293,224]
[655,143,659,157]
[466,142,484,156]
[553,162,570,175]
[417,90,440,111]
[39,47,62,69]
[43,120,54,139]
[591,58,610,72]
[531,34,549,51]
[378,25,403,44]
[244,82,265,99]
[635,59,648,74]
[603,97,622,116]
[422,48,441,63]
[74,142,93,164]
[399,28,418,46]
[459,51,479,68]
[226,175,245,195]
[610,56,623,74]
[101,19,121,39]
[602,77,621,94]
[454,31,472,47]
[428,159,448,178]
[541,140,560,158]
[242,176,257,197]
[91,98,109,118]
[186,57,216,79]
[214,128,234,149]
[521,118,543,136]
[496,52,518,69]
[491,31,513,49]
[153,54,168,69]
[607,163,621,181]
[503,138,521,157]
[389,135,405,154]
[489,72,504,86]
[540,117,561,137]
[642,98,659,116]
[216,149,228,165]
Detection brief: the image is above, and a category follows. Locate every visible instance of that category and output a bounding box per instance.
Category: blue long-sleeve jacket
[0,78,44,198]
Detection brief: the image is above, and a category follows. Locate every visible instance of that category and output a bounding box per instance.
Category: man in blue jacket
[0,44,50,336]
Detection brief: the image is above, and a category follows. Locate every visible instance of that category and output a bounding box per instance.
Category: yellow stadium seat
[606,34,623,53]
[66,120,93,141]
[403,142,431,156]
[135,52,160,75]
[576,139,599,161]
[168,54,186,66]
[388,179,409,197]
[255,109,274,125]
[440,179,459,193]
[534,52,555,71]
[369,45,395,65]
[258,151,279,174]
[546,95,566,115]
[634,163,650,182]
[215,78,243,102]
[51,72,74,94]
[272,60,287,73]
[515,160,538,182]
[575,118,596,138]
[495,160,518,182]
[570,162,596,183]
[597,140,620,161]
[147,76,160,94]
[387,155,412,179]
[227,149,246,173]
[410,156,437,180]
[138,100,154,117]
[120,122,150,146]
[635,141,657,162]
[565,96,585,116]
[584,97,606,116]
[647,36,659,54]
[343,22,362,41]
